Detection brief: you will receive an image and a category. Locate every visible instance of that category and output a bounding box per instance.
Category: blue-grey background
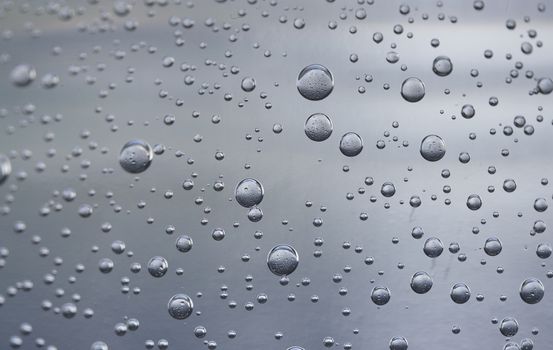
[0,0,552,349]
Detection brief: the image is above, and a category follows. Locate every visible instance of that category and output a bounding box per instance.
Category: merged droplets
[519,278,544,304]
[10,64,37,87]
[0,154,12,184]
[305,113,333,141]
[420,135,446,161]
[296,64,334,101]
[339,132,363,157]
[450,283,471,304]
[371,286,391,305]
[235,178,264,208]
[119,140,153,173]
[432,56,453,76]
[410,272,433,294]
[267,245,299,276]
[167,294,194,320]
[400,77,425,102]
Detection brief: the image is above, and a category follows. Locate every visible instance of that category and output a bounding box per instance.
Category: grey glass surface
[0,0,552,349]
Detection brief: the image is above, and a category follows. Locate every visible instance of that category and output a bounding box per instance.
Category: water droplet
[267,245,299,276]
[423,237,444,258]
[519,278,544,304]
[241,77,256,92]
[401,77,425,102]
[432,56,453,76]
[466,194,482,210]
[410,272,433,294]
[339,132,363,157]
[119,140,153,173]
[450,283,471,304]
[305,113,333,142]
[297,64,334,101]
[371,286,391,305]
[167,294,193,319]
[420,135,446,161]
[0,154,12,184]
[148,256,168,277]
[235,178,264,208]
[176,235,193,252]
[499,317,519,337]
[389,336,408,350]
[10,64,37,87]
[484,237,502,256]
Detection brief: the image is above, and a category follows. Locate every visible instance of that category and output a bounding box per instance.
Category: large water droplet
[297,64,334,101]
[432,56,453,76]
[519,278,544,304]
[167,294,194,319]
[401,77,425,102]
[339,132,363,157]
[410,272,433,294]
[235,178,264,208]
[420,135,446,161]
[450,283,471,304]
[305,113,333,141]
[267,245,299,276]
[119,140,153,173]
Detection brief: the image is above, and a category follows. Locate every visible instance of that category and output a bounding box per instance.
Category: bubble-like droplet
[211,228,226,241]
[537,77,553,94]
[401,77,425,102]
[432,56,453,76]
[147,256,168,277]
[410,271,433,294]
[466,194,482,210]
[450,283,471,304]
[241,77,256,92]
[119,140,153,173]
[287,347,305,350]
[519,278,544,304]
[91,341,109,350]
[503,179,517,192]
[536,243,552,259]
[339,132,363,157]
[499,317,519,337]
[297,64,334,101]
[167,294,194,319]
[484,237,502,256]
[420,135,446,161]
[267,245,299,276]
[461,104,475,119]
[0,154,12,185]
[176,235,193,252]
[305,113,333,142]
[235,178,264,208]
[371,286,391,305]
[10,64,37,87]
[389,336,408,350]
[423,237,444,258]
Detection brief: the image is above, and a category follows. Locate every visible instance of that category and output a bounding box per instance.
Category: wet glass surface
[0,0,553,349]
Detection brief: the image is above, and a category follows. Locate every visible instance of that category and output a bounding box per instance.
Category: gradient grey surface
[0,0,552,349]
